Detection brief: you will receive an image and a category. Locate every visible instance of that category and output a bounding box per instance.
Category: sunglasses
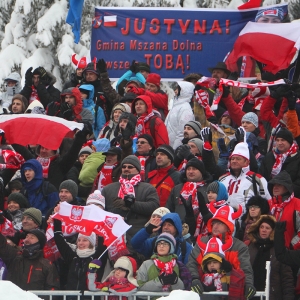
[137,141,148,145]
[122,165,135,169]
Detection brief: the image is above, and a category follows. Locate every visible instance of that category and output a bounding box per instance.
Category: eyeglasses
[248,205,260,210]
[22,216,33,222]
[157,241,170,247]
[122,165,135,169]
[137,141,148,145]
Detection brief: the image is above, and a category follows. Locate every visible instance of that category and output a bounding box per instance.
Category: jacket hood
[21,159,43,182]
[131,95,153,115]
[60,87,83,118]
[5,72,21,83]
[160,213,182,239]
[46,71,56,86]
[79,84,95,104]
[174,81,195,105]
[216,181,228,201]
[247,215,276,243]
[110,103,131,120]
[268,170,293,196]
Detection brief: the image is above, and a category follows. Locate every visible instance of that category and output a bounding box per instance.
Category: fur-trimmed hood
[247,215,276,243]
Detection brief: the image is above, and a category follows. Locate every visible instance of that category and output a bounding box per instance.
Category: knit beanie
[138,62,151,73]
[275,127,293,146]
[29,229,47,249]
[83,62,100,76]
[255,7,284,22]
[78,146,93,157]
[59,180,78,199]
[137,134,154,149]
[78,232,96,248]
[23,208,42,226]
[185,120,202,135]
[121,155,141,172]
[146,73,161,88]
[92,138,110,152]
[113,103,128,114]
[230,142,249,161]
[241,112,258,128]
[86,190,105,209]
[152,207,170,218]
[207,181,228,202]
[8,179,23,192]
[7,193,29,209]
[155,232,176,254]
[186,158,207,177]
[156,144,175,163]
[188,138,203,155]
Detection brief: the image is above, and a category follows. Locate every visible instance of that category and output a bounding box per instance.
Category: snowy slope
[0,281,42,300]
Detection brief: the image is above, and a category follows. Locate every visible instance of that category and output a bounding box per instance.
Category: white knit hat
[145,207,170,226]
[77,232,96,247]
[86,190,105,209]
[230,142,249,160]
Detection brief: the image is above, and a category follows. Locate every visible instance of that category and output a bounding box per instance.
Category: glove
[217,138,230,158]
[191,279,204,294]
[0,212,4,225]
[270,83,291,100]
[97,59,107,73]
[127,86,145,95]
[158,272,178,285]
[145,223,158,234]
[60,102,73,120]
[88,259,102,273]
[180,195,194,216]
[121,120,135,140]
[235,126,245,143]
[245,285,256,299]
[177,144,191,160]
[222,85,230,98]
[201,127,212,144]
[124,194,135,208]
[197,191,212,223]
[25,67,33,86]
[36,67,48,85]
[287,91,297,110]
[129,60,139,73]
[275,221,286,232]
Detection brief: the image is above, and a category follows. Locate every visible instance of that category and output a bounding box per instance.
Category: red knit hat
[207,204,242,234]
[146,73,161,88]
[72,54,87,69]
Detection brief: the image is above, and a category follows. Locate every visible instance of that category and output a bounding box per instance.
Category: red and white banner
[0,115,83,150]
[52,202,131,247]
[46,222,77,241]
[226,22,300,74]
[0,213,15,236]
[104,15,117,27]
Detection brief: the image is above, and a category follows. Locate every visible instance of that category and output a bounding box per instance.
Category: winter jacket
[137,255,184,292]
[286,109,300,145]
[147,164,181,207]
[20,71,60,108]
[165,81,195,149]
[12,132,87,190]
[1,72,22,109]
[101,177,159,245]
[259,148,300,198]
[20,159,58,216]
[66,161,82,185]
[116,70,146,91]
[132,95,169,148]
[80,84,106,138]
[63,72,82,90]
[0,232,59,290]
[187,235,254,288]
[130,213,193,264]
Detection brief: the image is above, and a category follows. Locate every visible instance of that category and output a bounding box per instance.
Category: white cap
[230,142,249,160]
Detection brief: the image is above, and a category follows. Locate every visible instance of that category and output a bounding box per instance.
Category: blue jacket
[116,70,146,91]
[80,84,106,138]
[130,213,193,264]
[21,159,59,215]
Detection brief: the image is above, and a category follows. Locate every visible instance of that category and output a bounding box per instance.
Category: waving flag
[66,0,84,43]
[0,115,83,150]
[0,213,15,236]
[226,22,300,74]
[238,0,261,10]
[53,202,131,247]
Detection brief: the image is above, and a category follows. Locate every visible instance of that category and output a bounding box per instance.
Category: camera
[124,194,135,208]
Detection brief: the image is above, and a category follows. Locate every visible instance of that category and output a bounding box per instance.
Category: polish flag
[0,213,15,236]
[226,22,300,74]
[0,115,83,150]
[53,202,131,247]
[238,0,261,10]
[104,15,117,27]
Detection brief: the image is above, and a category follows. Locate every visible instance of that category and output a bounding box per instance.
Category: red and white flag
[238,0,261,10]
[226,22,300,74]
[52,202,131,247]
[0,212,15,236]
[0,115,83,150]
[104,15,117,27]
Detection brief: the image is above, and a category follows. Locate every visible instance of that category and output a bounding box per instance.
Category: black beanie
[138,134,154,149]
[186,158,207,177]
[29,229,47,249]
[7,193,29,209]
[156,144,175,163]
[120,93,137,103]
[138,62,151,73]
[275,127,293,145]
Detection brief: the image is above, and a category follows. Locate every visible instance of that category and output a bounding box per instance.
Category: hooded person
[7,94,28,114]
[131,212,193,264]
[137,232,184,292]
[20,159,58,215]
[0,228,60,290]
[165,81,195,149]
[79,84,106,138]
[1,72,22,111]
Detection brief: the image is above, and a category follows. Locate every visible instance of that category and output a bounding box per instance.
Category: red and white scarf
[271,142,298,177]
[136,112,154,136]
[37,155,57,178]
[137,156,148,181]
[152,257,176,291]
[29,86,41,103]
[118,174,141,199]
[97,163,118,191]
[202,273,223,291]
[269,193,293,221]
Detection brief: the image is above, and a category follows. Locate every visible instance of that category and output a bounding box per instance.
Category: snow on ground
[157,290,201,300]
[0,281,43,300]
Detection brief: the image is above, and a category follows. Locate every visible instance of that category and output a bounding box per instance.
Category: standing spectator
[20,66,60,108]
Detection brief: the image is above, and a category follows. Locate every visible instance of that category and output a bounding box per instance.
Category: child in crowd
[88,256,138,299]
[137,232,184,292]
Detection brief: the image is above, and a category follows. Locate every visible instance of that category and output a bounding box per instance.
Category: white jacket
[165,81,195,149]
[0,72,22,109]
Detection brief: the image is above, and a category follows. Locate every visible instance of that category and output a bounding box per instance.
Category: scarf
[118,174,141,199]
[136,112,155,136]
[37,155,57,178]
[152,257,177,291]
[76,247,95,258]
[271,142,298,177]
[29,86,40,103]
[137,156,149,181]
[180,181,206,237]
[108,275,130,286]
[269,193,293,221]
[98,163,118,191]
[202,272,224,291]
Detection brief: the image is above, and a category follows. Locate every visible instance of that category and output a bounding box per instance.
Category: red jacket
[144,89,168,119]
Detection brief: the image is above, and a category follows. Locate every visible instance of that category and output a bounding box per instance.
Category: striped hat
[155,232,176,254]
[156,144,175,163]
